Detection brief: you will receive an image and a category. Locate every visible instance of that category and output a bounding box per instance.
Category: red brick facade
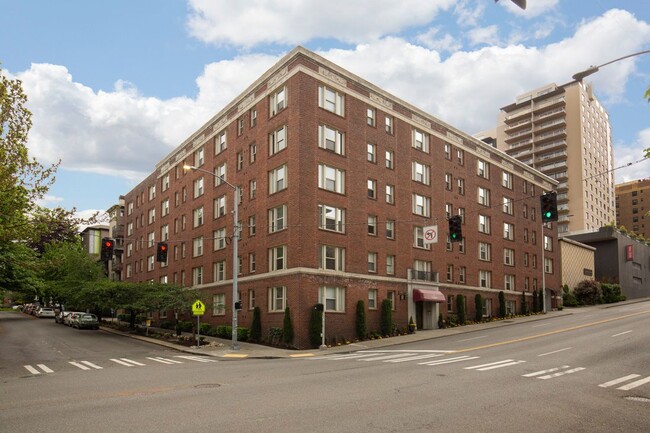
[123,47,560,349]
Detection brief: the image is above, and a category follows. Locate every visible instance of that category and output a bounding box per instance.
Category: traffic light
[156,242,168,262]
[234,301,242,310]
[540,192,558,222]
[314,303,324,312]
[448,215,463,243]
[101,238,114,261]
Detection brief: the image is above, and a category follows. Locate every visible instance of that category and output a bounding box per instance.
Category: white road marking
[465,359,526,371]
[36,364,54,373]
[523,366,571,377]
[69,362,90,370]
[358,353,418,362]
[537,367,585,379]
[308,353,380,361]
[175,355,218,363]
[110,358,146,366]
[617,376,650,391]
[599,374,641,388]
[419,355,480,366]
[538,347,572,357]
[24,365,41,375]
[147,357,183,365]
[385,353,444,363]
[80,361,103,369]
[611,330,633,337]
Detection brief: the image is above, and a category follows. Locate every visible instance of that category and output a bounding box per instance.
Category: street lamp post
[572,50,650,81]
[183,164,240,350]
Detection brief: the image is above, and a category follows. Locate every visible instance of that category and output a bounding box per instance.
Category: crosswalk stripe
[599,374,642,388]
[617,376,650,391]
[475,360,526,371]
[80,361,103,370]
[523,365,571,377]
[147,357,183,365]
[69,362,90,370]
[24,365,41,375]
[419,355,480,366]
[110,358,134,366]
[385,353,444,363]
[537,366,585,379]
[465,359,523,370]
[37,364,54,373]
[358,353,418,362]
[175,355,218,363]
[120,358,146,366]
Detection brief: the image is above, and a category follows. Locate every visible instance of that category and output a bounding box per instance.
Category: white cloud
[414,28,462,53]
[614,129,650,184]
[453,0,486,27]
[36,194,65,207]
[467,25,501,46]
[186,0,455,47]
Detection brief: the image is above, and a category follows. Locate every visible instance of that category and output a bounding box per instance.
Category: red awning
[412,289,446,303]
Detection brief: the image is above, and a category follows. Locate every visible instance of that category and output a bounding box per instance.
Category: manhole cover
[625,396,650,403]
[194,383,221,389]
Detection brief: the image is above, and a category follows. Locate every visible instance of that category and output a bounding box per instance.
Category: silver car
[36,307,55,318]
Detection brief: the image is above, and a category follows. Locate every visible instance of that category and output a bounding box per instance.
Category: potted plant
[408,316,417,334]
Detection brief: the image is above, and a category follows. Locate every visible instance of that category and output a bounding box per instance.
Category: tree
[474,294,483,322]
[26,207,96,255]
[520,291,528,315]
[282,307,294,344]
[250,306,262,342]
[355,300,366,340]
[498,291,507,318]
[0,240,41,297]
[380,299,393,336]
[456,294,466,325]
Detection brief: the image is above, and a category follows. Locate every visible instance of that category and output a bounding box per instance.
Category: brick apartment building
[616,178,649,239]
[122,46,560,348]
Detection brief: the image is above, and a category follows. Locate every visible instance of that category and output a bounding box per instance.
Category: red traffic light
[104,240,113,248]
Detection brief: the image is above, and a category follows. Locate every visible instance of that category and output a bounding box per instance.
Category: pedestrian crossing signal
[156,242,168,262]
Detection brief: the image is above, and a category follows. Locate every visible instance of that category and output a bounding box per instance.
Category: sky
[1,0,649,222]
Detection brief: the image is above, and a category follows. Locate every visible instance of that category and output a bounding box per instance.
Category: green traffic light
[544,211,552,218]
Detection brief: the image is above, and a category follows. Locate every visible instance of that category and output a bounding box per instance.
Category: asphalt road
[1,302,649,433]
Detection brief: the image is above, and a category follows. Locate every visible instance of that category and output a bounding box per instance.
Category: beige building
[615,178,649,239]
[559,237,595,290]
[495,81,615,236]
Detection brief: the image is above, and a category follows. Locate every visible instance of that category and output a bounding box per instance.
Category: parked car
[36,307,55,318]
[72,313,99,330]
[55,311,73,324]
[64,312,85,326]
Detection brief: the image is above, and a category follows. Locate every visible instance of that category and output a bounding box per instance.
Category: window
[249,144,257,165]
[193,237,203,257]
[248,215,256,236]
[215,131,227,154]
[318,124,344,155]
[367,107,376,126]
[386,255,395,275]
[502,171,513,189]
[503,197,513,215]
[214,261,226,282]
[319,286,345,312]
[214,228,226,251]
[414,227,431,250]
[385,185,395,204]
[412,161,430,185]
[248,289,256,310]
[457,149,464,165]
[237,117,244,136]
[478,214,491,234]
[413,129,429,152]
[367,179,377,199]
[367,215,377,236]
[386,220,395,239]
[213,163,226,187]
[193,177,204,198]
[524,252,529,267]
[477,159,490,179]
[237,152,243,171]
[544,257,553,274]
[318,84,344,116]
[445,173,452,191]
[318,204,345,233]
[412,194,430,217]
[268,204,287,233]
[504,248,515,266]
[214,195,226,219]
[479,242,491,261]
[161,199,169,217]
[479,270,492,288]
[478,187,490,206]
[249,253,256,273]
[368,289,378,309]
[318,164,345,194]
[269,164,288,194]
[504,222,515,241]
[459,266,466,283]
[193,207,204,228]
[249,179,257,199]
[161,174,170,192]
[194,147,204,167]
[367,143,376,162]
[268,286,286,312]
[447,295,454,312]
[367,252,378,273]
[505,274,515,291]
[544,235,553,251]
[148,255,155,271]
[160,225,169,243]
[385,150,394,169]
[385,115,393,134]
[446,264,453,282]
[148,208,155,224]
[192,266,203,286]
[249,107,257,127]
[444,143,451,160]
[457,178,465,195]
[269,245,287,271]
[265,125,286,156]
[319,245,345,271]
[269,86,286,116]
[388,291,396,311]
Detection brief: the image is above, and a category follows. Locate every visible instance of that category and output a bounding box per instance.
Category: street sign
[423,225,438,244]
[192,300,205,316]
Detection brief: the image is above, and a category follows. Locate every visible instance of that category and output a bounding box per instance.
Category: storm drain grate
[624,396,650,403]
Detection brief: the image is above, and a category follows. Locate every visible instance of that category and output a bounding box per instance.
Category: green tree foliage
[520,291,528,315]
[0,241,41,296]
[562,285,578,307]
[498,291,507,317]
[282,306,294,344]
[250,306,262,342]
[355,300,366,340]
[474,294,483,322]
[601,283,626,304]
[380,299,392,336]
[456,294,466,325]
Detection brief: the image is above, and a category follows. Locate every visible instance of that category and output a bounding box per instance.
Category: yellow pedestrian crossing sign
[192,300,205,315]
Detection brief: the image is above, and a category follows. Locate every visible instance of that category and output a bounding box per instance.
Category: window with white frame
[414,226,431,250]
[388,291,396,311]
[214,163,226,186]
[269,164,287,194]
[193,236,203,257]
[318,204,345,233]
[502,171,513,189]
[412,161,430,185]
[237,117,244,136]
[445,173,453,191]
[268,204,287,233]
[249,215,256,236]
[211,196,225,220]
[148,231,155,247]
[478,186,490,206]
[249,253,256,273]
[479,270,491,288]
[319,286,345,312]
[477,159,490,179]
[367,252,378,273]
[544,235,553,251]
[368,289,378,309]
[268,286,286,312]
[386,220,395,239]
[126,243,133,258]
[413,129,429,153]
[446,264,453,282]
[478,214,491,234]
[457,149,464,165]
[194,147,204,167]
[506,300,516,315]
[386,255,395,275]
[317,124,344,155]
[248,179,257,200]
[504,222,515,241]
[212,294,225,315]
[385,150,394,169]
[413,260,432,277]
[544,257,553,274]
[412,194,430,217]
[457,177,465,195]
[318,84,344,116]
[367,179,376,199]
[505,274,515,290]
[148,255,155,271]
[318,164,345,194]
[248,289,255,309]
[161,199,169,217]
[459,266,466,283]
[444,143,451,160]
[269,86,286,116]
[161,174,170,192]
[215,131,227,155]
[503,197,513,215]
[367,107,376,126]
[214,261,226,282]
[479,242,491,261]
[161,224,169,242]
[193,207,204,228]
[504,248,515,266]
[367,215,377,236]
[193,177,204,198]
[214,228,226,250]
[445,203,453,219]
[319,245,345,271]
[386,184,394,204]
[192,266,203,285]
[367,143,376,162]
[385,115,393,134]
[269,125,287,156]
[268,245,287,271]
[148,208,155,224]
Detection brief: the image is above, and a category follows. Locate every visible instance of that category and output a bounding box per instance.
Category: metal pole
[232,185,239,350]
[541,219,546,313]
[197,314,200,346]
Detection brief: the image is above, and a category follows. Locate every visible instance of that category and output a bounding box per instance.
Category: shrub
[237,327,249,342]
[498,291,506,318]
[215,325,230,338]
[456,295,466,325]
[177,320,193,332]
[532,290,538,313]
[356,300,367,340]
[199,323,212,335]
[474,294,483,322]
[520,291,528,315]
[250,306,262,342]
[601,283,625,304]
[282,307,294,344]
[574,280,602,305]
[159,320,173,330]
[269,327,283,345]
[562,285,579,307]
[309,305,323,348]
[380,299,393,336]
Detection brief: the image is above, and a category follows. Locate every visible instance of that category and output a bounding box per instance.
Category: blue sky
[1,0,649,220]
